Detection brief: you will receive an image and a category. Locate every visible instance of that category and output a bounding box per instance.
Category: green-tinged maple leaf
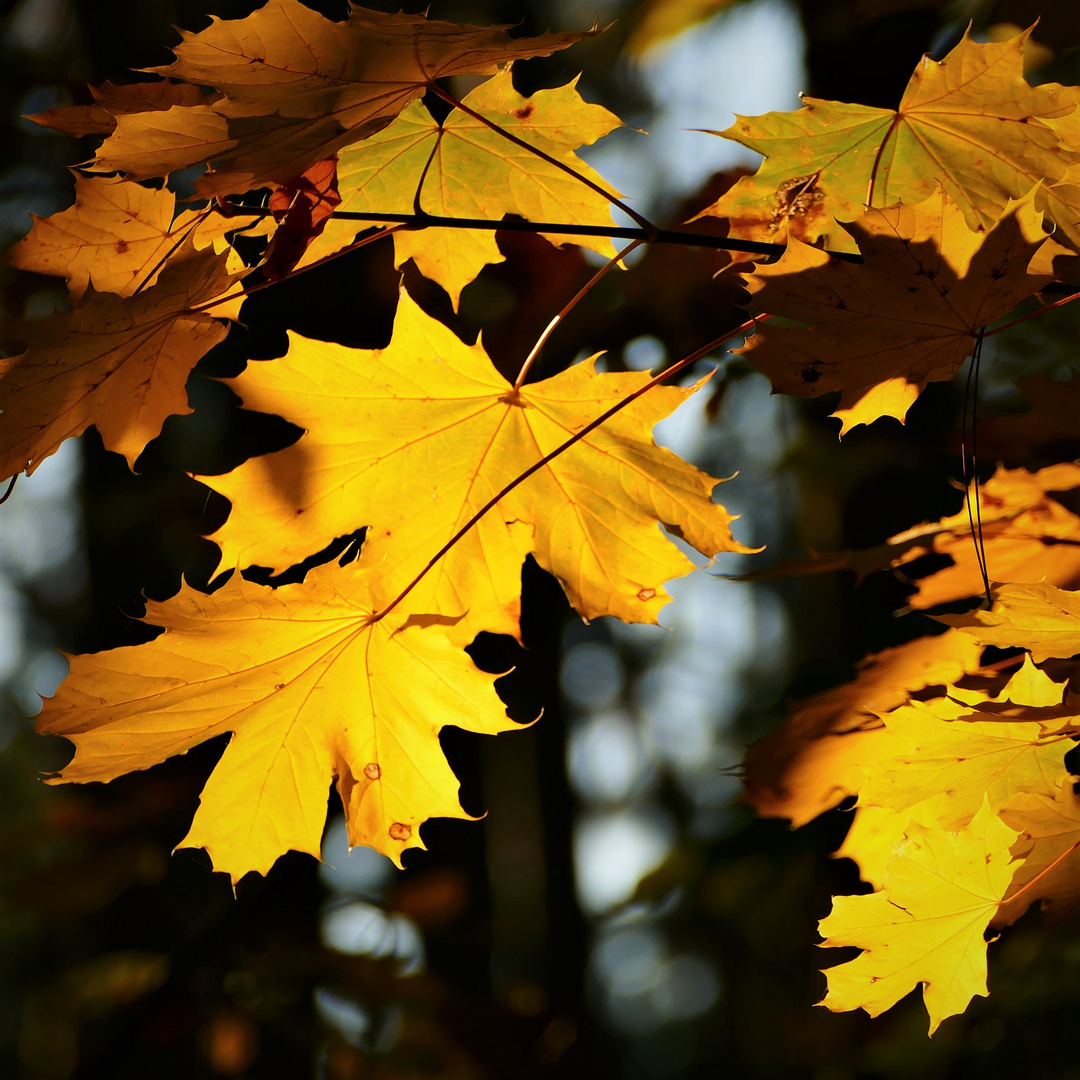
[737,188,1054,433]
[697,26,1080,250]
[4,175,257,300]
[819,799,1019,1035]
[35,565,517,882]
[857,699,1068,830]
[298,70,623,308]
[89,0,598,197]
[197,289,750,643]
[939,582,1080,662]
[0,244,241,480]
[742,631,983,825]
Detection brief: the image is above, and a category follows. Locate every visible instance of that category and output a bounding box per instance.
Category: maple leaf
[940,582,1080,662]
[742,631,982,825]
[997,782,1080,926]
[856,699,1068,830]
[198,289,749,642]
[35,565,517,882]
[29,80,220,137]
[819,799,1019,1035]
[737,189,1054,432]
[298,70,623,308]
[261,158,342,282]
[89,0,598,197]
[0,244,240,480]
[4,175,254,300]
[697,26,1080,250]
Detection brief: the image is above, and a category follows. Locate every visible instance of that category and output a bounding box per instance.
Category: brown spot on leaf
[637,588,656,601]
[115,239,128,254]
[770,174,824,233]
[364,762,381,780]
[514,102,535,120]
[274,683,284,691]
[389,822,412,841]
[802,367,822,383]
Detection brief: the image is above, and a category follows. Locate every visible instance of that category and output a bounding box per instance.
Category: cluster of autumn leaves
[5,0,1080,1038]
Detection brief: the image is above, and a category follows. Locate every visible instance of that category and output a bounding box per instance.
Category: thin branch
[984,289,1080,337]
[221,204,865,263]
[514,237,643,390]
[0,475,16,505]
[371,315,759,625]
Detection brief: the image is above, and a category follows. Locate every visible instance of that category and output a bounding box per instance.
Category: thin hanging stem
[0,475,16,505]
[960,329,992,607]
[426,81,661,240]
[984,289,1080,337]
[514,238,644,391]
[371,314,760,625]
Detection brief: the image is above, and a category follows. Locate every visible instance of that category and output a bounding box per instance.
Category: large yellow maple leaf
[697,26,1080,251]
[737,189,1053,433]
[940,582,1080,662]
[299,70,623,307]
[819,799,1019,1035]
[90,0,596,197]
[0,244,241,480]
[35,565,516,883]
[742,631,982,825]
[199,290,749,641]
[857,699,1068,830]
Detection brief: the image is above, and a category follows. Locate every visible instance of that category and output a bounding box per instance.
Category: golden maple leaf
[299,70,624,308]
[4,175,258,300]
[742,631,982,825]
[198,289,750,642]
[35,565,517,883]
[819,799,1019,1035]
[940,582,1080,662]
[0,244,241,480]
[857,699,1068,830]
[737,189,1054,433]
[89,0,597,197]
[697,26,1080,251]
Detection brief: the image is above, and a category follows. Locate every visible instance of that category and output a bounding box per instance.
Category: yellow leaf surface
[698,26,1080,250]
[737,189,1053,433]
[35,566,516,882]
[199,290,749,641]
[300,71,623,307]
[91,1,596,197]
[997,782,1080,926]
[0,245,240,480]
[4,176,258,300]
[858,700,1067,829]
[939,582,1080,662]
[742,631,982,825]
[819,799,1019,1034]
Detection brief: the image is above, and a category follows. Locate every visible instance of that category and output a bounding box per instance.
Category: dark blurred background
[4,0,1080,1076]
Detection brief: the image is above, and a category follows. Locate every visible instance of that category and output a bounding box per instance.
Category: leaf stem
[371,314,759,624]
[513,237,643,390]
[984,289,1080,337]
[426,80,661,240]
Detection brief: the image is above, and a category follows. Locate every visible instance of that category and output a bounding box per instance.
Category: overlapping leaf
[299,70,623,306]
[698,26,1080,250]
[35,565,516,882]
[199,290,749,641]
[89,0,596,196]
[737,189,1054,432]
[0,244,241,480]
